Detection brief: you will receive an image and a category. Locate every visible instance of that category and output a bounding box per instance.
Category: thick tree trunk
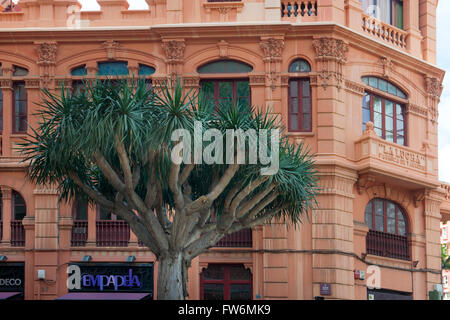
[157,253,186,300]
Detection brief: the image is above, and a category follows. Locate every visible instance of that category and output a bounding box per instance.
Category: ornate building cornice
[312,37,348,64]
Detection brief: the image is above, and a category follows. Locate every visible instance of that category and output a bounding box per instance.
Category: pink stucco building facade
[0,0,449,300]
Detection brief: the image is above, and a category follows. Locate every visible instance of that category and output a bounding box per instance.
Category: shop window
[97,61,129,76]
[13,82,27,133]
[200,264,252,300]
[198,60,253,74]
[365,198,410,260]
[360,0,403,29]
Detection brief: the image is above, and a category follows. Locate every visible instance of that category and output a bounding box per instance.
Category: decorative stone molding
[312,37,348,90]
[161,40,185,64]
[356,173,377,195]
[183,75,200,88]
[407,103,428,118]
[364,183,412,209]
[425,76,443,98]
[217,40,229,58]
[312,37,348,63]
[25,78,41,89]
[259,38,285,63]
[55,78,71,89]
[35,42,58,66]
[0,79,12,89]
[413,190,428,208]
[102,40,120,60]
[379,57,394,78]
[345,79,365,96]
[249,73,266,87]
[203,1,244,17]
[0,187,12,200]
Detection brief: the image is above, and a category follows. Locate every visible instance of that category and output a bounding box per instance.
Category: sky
[14,1,450,183]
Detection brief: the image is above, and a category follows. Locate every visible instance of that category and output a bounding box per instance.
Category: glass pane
[386,116,394,131]
[237,81,250,98]
[363,93,370,109]
[302,80,310,97]
[291,98,298,113]
[71,66,87,76]
[230,284,252,300]
[290,82,298,97]
[302,98,311,113]
[201,81,215,100]
[374,112,382,128]
[99,207,111,220]
[386,131,394,142]
[302,113,311,131]
[397,90,406,99]
[398,213,406,236]
[138,64,155,76]
[75,198,88,220]
[363,107,371,125]
[385,100,393,116]
[379,79,388,92]
[369,77,378,88]
[365,201,373,229]
[13,66,28,77]
[97,61,129,76]
[203,265,225,280]
[397,119,404,131]
[229,265,252,280]
[203,284,224,300]
[198,60,253,74]
[13,192,26,221]
[375,200,384,232]
[375,127,383,137]
[387,202,396,234]
[362,77,369,85]
[374,97,382,113]
[289,59,311,73]
[397,135,404,146]
[219,82,232,99]
[290,115,298,131]
[388,82,397,95]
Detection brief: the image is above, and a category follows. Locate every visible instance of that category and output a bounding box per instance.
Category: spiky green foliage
[21,76,318,298]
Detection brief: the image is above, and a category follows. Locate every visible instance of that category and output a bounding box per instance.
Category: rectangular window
[288,79,312,132]
[200,79,250,110]
[13,82,27,133]
[201,264,252,300]
[362,92,406,146]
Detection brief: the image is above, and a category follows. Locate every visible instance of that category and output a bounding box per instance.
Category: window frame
[365,198,408,236]
[12,81,27,134]
[12,190,26,221]
[0,88,3,134]
[288,78,312,133]
[363,91,407,146]
[200,264,253,300]
[200,78,251,111]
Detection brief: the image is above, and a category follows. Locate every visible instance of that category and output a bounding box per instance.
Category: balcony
[361,13,407,50]
[215,229,253,248]
[96,221,130,247]
[355,125,437,189]
[281,1,318,21]
[10,221,24,247]
[71,221,88,247]
[366,230,410,261]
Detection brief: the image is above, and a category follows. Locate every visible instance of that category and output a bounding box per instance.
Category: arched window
[364,198,410,260]
[362,76,406,146]
[198,60,252,109]
[13,82,27,133]
[288,59,311,132]
[13,65,29,77]
[200,264,252,300]
[97,61,129,76]
[71,65,87,76]
[360,0,403,29]
[11,190,26,247]
[138,64,155,76]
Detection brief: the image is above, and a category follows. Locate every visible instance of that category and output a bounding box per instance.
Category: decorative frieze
[259,38,285,63]
[25,78,41,89]
[407,103,428,118]
[345,79,365,96]
[249,73,266,86]
[312,37,348,89]
[0,79,12,89]
[35,42,58,66]
[379,57,394,78]
[161,40,185,64]
[102,40,120,60]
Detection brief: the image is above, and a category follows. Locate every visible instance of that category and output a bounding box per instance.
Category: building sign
[0,263,25,292]
[377,142,426,171]
[320,283,331,296]
[68,263,153,294]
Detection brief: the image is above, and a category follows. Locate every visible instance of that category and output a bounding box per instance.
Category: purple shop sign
[320,283,331,296]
